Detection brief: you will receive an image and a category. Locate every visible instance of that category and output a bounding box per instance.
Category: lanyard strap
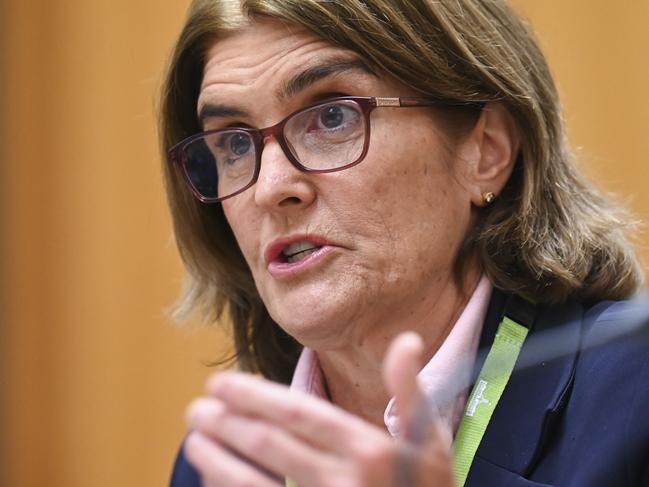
[452,300,532,487]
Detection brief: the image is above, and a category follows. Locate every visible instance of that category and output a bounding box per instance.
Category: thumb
[384,333,457,487]
[383,332,425,440]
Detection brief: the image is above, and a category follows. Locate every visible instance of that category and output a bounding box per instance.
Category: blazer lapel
[472,291,584,476]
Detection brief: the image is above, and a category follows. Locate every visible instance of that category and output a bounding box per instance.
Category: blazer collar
[472,289,584,476]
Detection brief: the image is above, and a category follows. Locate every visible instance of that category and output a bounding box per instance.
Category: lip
[265,235,341,278]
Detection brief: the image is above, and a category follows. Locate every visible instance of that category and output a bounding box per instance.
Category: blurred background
[1,1,647,486]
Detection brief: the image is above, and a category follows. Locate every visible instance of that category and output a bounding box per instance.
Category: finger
[391,440,456,487]
[186,397,337,483]
[205,372,385,454]
[382,333,437,486]
[416,423,456,487]
[184,431,282,487]
[382,332,426,441]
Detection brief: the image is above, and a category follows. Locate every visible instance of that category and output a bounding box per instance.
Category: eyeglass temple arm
[374,97,485,109]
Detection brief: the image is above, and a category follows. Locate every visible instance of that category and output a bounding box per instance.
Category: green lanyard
[287,297,534,487]
[452,311,530,486]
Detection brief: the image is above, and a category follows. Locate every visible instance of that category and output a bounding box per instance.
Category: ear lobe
[467,102,520,207]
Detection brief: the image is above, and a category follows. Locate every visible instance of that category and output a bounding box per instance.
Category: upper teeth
[283,240,318,257]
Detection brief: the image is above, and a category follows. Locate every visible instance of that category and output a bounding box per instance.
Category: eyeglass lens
[182,99,367,201]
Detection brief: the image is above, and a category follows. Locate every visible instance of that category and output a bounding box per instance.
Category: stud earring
[483,192,496,205]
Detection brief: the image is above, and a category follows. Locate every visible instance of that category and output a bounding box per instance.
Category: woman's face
[198,20,479,350]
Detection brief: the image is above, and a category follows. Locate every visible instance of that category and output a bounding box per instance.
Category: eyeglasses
[168,96,483,203]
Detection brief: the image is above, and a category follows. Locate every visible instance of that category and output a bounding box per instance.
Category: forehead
[198,19,371,113]
[201,20,335,80]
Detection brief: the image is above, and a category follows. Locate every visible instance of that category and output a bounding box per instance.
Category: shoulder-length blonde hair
[160,0,644,382]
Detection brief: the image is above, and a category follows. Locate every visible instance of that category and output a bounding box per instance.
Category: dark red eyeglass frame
[168,96,485,203]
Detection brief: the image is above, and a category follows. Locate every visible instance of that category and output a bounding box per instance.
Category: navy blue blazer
[170,291,649,486]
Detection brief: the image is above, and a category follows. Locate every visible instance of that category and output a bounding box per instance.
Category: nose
[253,138,317,211]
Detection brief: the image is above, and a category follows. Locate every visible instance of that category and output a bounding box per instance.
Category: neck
[317,266,481,427]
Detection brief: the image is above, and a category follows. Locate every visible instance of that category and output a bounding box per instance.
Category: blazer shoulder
[567,296,649,484]
[169,441,201,487]
[580,296,649,367]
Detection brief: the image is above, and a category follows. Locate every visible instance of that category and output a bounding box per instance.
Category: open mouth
[281,241,323,264]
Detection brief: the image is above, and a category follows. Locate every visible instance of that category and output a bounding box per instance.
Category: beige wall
[514,1,649,219]
[1,2,647,486]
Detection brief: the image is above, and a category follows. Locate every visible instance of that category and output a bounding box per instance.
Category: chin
[257,268,379,347]
[266,294,358,348]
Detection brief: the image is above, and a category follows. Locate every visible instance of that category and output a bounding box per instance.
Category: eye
[305,102,362,134]
[319,105,346,129]
[317,103,360,130]
[228,132,252,156]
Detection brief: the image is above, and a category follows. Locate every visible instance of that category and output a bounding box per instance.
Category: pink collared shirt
[290,275,493,438]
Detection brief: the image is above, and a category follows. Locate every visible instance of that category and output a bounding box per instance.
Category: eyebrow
[278,57,375,101]
[198,104,247,125]
[198,57,375,125]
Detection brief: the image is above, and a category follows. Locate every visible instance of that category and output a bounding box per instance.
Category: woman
[161,1,648,486]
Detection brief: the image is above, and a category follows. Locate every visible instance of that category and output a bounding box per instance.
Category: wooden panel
[512,0,649,262]
[0,2,647,487]
[0,1,227,486]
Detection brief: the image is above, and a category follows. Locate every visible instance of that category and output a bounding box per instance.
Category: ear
[461,102,520,207]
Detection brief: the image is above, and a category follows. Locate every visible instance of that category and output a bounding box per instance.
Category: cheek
[366,134,458,219]
[222,199,261,264]
[361,140,471,264]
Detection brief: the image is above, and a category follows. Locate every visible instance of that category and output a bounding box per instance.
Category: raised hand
[184,332,457,487]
